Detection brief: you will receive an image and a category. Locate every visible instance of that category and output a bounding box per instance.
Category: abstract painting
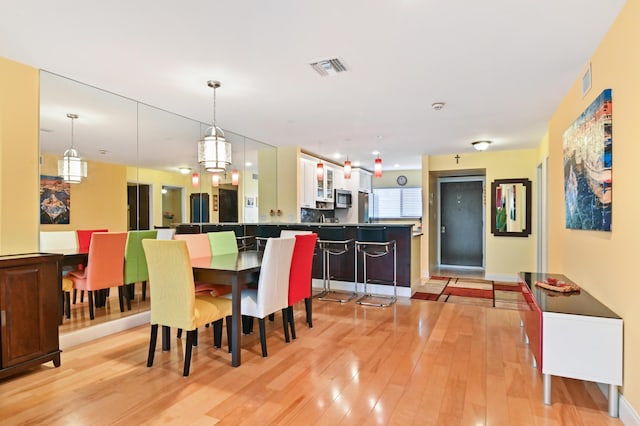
[40,175,70,224]
[563,88,612,231]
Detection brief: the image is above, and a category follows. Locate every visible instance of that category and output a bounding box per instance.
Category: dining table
[191,250,262,367]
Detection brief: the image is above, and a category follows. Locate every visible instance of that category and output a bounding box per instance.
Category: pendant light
[57,113,87,183]
[211,173,220,187]
[374,156,383,178]
[316,161,324,181]
[191,172,200,188]
[198,80,232,172]
[231,170,239,186]
[343,157,352,179]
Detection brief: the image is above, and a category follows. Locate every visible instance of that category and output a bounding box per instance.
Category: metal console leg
[608,384,619,418]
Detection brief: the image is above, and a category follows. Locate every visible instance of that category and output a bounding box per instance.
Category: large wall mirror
[39,71,277,334]
[490,178,532,237]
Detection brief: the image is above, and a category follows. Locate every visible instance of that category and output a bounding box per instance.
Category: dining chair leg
[64,292,71,319]
[213,319,223,348]
[242,316,254,334]
[147,324,158,367]
[73,288,78,304]
[177,329,183,338]
[225,316,232,353]
[258,318,268,357]
[193,329,198,347]
[304,297,312,328]
[142,281,147,301]
[184,330,196,377]
[117,286,125,313]
[289,306,297,340]
[282,308,290,343]
[268,313,275,322]
[88,290,95,320]
[162,326,171,351]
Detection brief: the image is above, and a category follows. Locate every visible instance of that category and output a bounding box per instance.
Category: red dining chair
[67,232,128,320]
[286,233,318,339]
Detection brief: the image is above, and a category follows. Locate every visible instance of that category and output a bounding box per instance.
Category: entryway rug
[411,276,528,310]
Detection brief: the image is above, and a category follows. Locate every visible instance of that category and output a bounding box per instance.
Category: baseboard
[596,382,640,424]
[60,311,150,350]
[312,278,411,298]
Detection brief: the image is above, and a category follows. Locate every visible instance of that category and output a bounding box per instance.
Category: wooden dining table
[191,250,262,367]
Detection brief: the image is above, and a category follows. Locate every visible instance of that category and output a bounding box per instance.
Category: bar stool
[355,226,397,307]
[315,226,356,303]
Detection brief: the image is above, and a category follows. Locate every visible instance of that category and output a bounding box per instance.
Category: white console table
[519,272,623,418]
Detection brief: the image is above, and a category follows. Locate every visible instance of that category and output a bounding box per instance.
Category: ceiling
[0,0,626,171]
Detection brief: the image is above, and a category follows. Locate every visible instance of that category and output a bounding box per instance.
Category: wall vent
[310,58,348,77]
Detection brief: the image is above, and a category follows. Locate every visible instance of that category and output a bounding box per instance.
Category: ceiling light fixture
[472,140,492,151]
[58,113,88,183]
[212,173,220,187]
[231,170,239,186]
[192,172,200,188]
[178,167,191,174]
[431,102,446,111]
[316,161,324,181]
[198,80,231,172]
[344,157,352,179]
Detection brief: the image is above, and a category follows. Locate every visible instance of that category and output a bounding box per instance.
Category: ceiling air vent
[310,58,348,77]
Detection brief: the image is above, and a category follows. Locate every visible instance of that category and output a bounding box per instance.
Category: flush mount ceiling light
[431,102,446,111]
[472,140,492,151]
[178,167,191,174]
[198,80,232,172]
[58,113,87,183]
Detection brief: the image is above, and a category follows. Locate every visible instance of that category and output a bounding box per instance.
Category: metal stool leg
[318,243,356,303]
[356,241,397,307]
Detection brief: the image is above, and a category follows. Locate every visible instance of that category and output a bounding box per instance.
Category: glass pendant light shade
[211,173,220,187]
[374,157,383,178]
[231,170,239,186]
[58,113,87,183]
[343,159,352,179]
[58,148,87,183]
[198,125,232,172]
[316,162,324,181]
[192,172,200,188]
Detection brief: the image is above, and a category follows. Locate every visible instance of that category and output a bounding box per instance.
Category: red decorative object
[232,170,239,186]
[316,162,324,181]
[191,173,200,188]
[343,159,352,179]
[374,157,382,177]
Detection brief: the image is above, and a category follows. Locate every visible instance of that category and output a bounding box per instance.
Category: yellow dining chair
[142,239,232,376]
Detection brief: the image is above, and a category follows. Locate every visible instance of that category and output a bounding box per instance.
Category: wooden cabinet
[0,253,63,379]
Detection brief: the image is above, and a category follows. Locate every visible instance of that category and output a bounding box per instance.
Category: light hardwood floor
[0,298,621,425]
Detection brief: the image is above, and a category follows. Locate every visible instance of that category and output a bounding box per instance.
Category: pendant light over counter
[198,80,232,172]
[343,157,352,179]
[374,155,383,178]
[58,113,87,183]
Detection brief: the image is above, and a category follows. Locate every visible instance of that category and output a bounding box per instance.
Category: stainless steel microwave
[335,189,352,208]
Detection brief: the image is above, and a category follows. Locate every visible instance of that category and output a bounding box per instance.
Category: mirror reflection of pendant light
[191,172,200,188]
[343,157,352,179]
[198,80,232,172]
[211,173,220,187]
[374,155,383,178]
[316,161,324,181]
[58,113,87,183]
[231,170,239,186]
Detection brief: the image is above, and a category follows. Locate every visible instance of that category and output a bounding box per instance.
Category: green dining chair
[207,230,238,256]
[124,230,158,305]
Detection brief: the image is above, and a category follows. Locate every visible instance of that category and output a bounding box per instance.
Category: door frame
[437,176,486,270]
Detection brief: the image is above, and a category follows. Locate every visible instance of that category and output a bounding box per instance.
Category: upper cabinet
[299,158,316,208]
[316,163,334,202]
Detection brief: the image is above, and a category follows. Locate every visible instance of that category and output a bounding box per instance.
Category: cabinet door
[300,159,316,208]
[0,262,59,367]
[325,167,334,201]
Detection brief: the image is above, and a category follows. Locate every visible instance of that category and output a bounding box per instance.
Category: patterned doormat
[411,276,528,310]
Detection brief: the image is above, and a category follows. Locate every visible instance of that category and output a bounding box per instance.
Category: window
[372,187,422,219]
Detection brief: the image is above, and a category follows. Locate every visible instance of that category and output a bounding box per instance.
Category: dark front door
[219,188,238,222]
[127,184,150,230]
[440,180,483,266]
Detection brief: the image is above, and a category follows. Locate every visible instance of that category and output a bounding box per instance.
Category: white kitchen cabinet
[315,163,334,202]
[299,158,316,208]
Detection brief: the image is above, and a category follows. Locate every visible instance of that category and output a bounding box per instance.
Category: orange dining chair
[286,233,318,339]
[74,228,108,304]
[222,237,295,357]
[142,239,231,376]
[66,232,127,320]
[175,233,231,297]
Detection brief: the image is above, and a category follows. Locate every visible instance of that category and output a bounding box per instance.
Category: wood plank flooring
[0,298,621,425]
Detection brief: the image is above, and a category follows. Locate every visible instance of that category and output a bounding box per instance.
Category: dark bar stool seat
[355,226,397,307]
[315,226,356,303]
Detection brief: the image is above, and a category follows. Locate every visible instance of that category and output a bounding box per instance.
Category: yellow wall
[547,0,640,410]
[0,58,40,254]
[424,149,538,279]
[40,153,127,232]
[372,169,422,189]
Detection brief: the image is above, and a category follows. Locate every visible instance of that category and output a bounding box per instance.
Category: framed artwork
[40,175,70,224]
[246,196,256,208]
[563,88,612,231]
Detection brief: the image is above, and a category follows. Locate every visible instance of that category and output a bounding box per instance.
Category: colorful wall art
[563,88,612,231]
[40,175,70,224]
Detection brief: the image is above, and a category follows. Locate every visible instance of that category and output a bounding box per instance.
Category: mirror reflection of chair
[123,230,157,304]
[316,226,356,303]
[355,226,397,307]
[66,232,128,320]
[286,233,318,338]
[222,237,295,357]
[73,228,108,304]
[142,239,231,376]
[155,228,176,240]
[40,231,79,319]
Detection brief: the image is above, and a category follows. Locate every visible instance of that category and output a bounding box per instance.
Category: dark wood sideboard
[0,253,63,379]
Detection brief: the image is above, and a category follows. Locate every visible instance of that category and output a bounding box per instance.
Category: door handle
[441,226,445,233]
